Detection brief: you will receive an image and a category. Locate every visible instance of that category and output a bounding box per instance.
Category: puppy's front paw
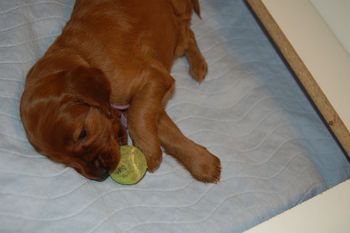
[143,147,162,172]
[190,148,221,183]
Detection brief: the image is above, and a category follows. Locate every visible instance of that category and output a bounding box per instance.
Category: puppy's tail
[191,0,201,17]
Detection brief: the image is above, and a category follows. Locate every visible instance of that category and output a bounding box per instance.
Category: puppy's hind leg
[171,0,207,82]
[185,29,208,83]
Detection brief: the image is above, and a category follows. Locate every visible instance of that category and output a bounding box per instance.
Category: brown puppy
[20,0,221,182]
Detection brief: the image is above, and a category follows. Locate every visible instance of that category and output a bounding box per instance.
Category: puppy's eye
[78,128,88,141]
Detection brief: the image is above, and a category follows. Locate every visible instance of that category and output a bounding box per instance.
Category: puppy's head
[21,66,126,181]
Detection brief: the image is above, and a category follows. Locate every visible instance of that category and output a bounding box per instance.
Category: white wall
[311,0,350,55]
[259,0,350,132]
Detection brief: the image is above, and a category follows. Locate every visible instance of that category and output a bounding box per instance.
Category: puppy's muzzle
[95,169,110,181]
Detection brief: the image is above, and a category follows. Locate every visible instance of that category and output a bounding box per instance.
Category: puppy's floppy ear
[66,66,112,117]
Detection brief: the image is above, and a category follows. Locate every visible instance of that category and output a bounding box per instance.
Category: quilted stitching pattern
[0,1,349,232]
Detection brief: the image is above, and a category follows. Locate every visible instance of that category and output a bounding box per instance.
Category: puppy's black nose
[95,169,109,182]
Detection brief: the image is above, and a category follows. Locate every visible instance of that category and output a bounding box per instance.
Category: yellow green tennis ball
[110,145,147,185]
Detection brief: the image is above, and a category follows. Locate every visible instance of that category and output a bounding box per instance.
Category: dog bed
[0,0,349,232]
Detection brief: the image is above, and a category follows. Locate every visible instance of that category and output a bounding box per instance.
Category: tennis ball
[110,145,147,185]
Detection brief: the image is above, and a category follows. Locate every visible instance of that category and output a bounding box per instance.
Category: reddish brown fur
[20,0,221,182]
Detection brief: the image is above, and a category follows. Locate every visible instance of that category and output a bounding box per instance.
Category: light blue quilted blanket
[0,1,349,232]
